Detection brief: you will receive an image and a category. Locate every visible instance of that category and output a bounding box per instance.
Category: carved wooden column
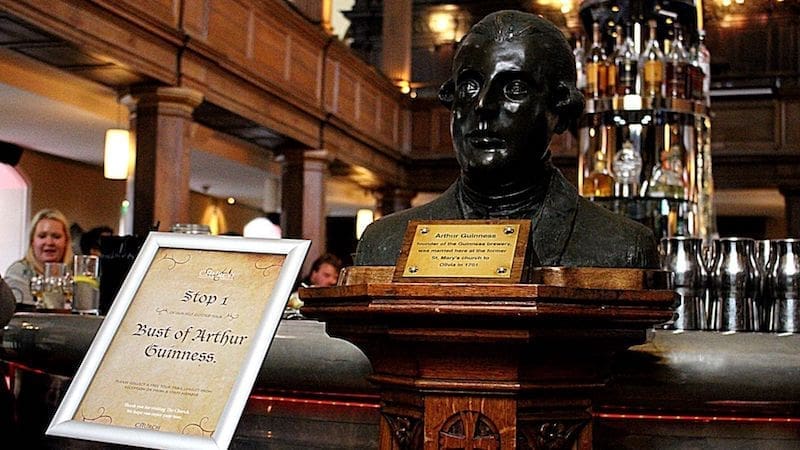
[124,87,203,235]
[779,186,800,237]
[376,186,417,216]
[381,0,412,89]
[281,149,332,272]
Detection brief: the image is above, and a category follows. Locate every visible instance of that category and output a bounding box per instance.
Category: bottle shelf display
[574,9,715,240]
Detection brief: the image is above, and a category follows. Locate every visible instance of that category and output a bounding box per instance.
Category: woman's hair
[24,208,73,273]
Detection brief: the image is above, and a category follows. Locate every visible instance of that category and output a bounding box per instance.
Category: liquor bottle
[613,24,639,96]
[690,29,711,105]
[573,35,587,93]
[612,138,643,197]
[665,24,690,99]
[582,149,614,197]
[642,129,687,199]
[606,25,623,97]
[585,22,608,99]
[640,19,664,98]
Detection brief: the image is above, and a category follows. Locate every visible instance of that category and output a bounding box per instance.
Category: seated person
[79,225,113,257]
[355,10,658,269]
[286,253,343,317]
[5,208,74,307]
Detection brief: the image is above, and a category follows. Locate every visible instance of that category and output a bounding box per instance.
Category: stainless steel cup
[708,237,759,331]
[660,236,708,330]
[755,239,774,331]
[769,239,800,333]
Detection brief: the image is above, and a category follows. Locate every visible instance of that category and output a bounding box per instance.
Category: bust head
[439,11,584,193]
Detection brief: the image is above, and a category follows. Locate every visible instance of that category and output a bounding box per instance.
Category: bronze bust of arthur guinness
[355,10,659,269]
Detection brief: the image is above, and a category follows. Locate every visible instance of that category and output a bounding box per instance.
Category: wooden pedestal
[301,267,675,450]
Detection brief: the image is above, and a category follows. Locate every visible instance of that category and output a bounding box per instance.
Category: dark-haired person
[355,10,658,270]
[286,253,343,318]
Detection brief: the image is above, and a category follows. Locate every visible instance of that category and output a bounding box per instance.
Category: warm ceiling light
[226,197,236,205]
[103,128,130,180]
[429,12,455,35]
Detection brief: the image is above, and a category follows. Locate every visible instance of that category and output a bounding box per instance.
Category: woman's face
[32,218,67,265]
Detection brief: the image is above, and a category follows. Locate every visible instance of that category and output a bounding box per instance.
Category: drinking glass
[42,262,69,310]
[29,275,45,309]
[73,255,100,315]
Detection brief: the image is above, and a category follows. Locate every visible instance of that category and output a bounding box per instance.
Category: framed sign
[394,220,531,283]
[47,232,310,450]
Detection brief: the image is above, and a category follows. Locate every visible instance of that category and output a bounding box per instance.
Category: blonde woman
[4,208,73,307]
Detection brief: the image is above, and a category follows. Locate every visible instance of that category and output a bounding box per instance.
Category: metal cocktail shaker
[708,237,759,331]
[755,239,774,331]
[769,239,800,333]
[660,236,708,330]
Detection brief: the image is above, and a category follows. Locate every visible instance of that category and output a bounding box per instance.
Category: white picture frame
[47,232,310,449]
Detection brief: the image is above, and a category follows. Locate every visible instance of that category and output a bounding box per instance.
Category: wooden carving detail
[383,413,423,450]
[438,410,500,450]
[516,420,586,450]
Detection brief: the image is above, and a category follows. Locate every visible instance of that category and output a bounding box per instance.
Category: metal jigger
[660,236,708,330]
[769,239,800,333]
[755,239,774,331]
[708,237,759,332]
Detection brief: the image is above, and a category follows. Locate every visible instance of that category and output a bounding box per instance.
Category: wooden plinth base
[302,267,675,449]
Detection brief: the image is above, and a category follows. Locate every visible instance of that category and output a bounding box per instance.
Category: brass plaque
[394,220,530,283]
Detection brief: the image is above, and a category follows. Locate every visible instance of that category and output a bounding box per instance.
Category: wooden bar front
[301,267,676,449]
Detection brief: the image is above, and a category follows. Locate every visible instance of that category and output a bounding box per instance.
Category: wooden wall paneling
[181,52,322,148]
[710,99,777,155]
[110,0,181,30]
[410,100,453,158]
[0,0,181,85]
[780,98,800,152]
[359,84,379,139]
[378,95,397,148]
[183,0,327,111]
[180,0,209,39]
[285,34,324,106]
[204,0,251,61]
[325,58,359,123]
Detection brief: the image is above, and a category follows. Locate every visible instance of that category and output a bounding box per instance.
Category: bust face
[450,31,558,189]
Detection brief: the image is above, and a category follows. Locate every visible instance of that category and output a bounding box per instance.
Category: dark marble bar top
[1,313,799,416]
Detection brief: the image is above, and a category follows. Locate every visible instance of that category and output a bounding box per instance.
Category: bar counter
[1,313,799,448]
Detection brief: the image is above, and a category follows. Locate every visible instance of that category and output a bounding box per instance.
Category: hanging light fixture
[104,128,130,179]
[104,98,131,180]
[356,209,374,239]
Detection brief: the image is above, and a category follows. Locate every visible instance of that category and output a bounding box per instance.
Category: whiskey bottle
[642,130,687,199]
[585,22,608,99]
[640,19,664,98]
[665,24,690,99]
[690,29,711,105]
[582,149,614,197]
[613,24,638,96]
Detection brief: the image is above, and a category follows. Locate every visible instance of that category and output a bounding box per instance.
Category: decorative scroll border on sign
[393,220,531,284]
[46,232,310,450]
